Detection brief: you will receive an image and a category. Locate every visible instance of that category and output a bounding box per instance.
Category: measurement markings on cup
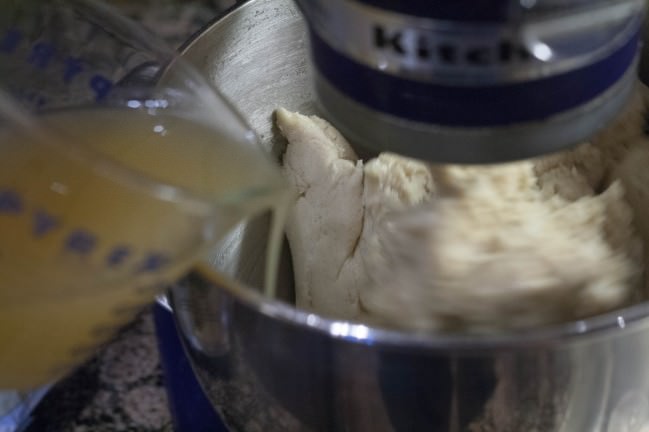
[0,27,115,107]
[0,188,170,273]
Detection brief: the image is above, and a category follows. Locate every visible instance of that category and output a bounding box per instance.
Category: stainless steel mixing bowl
[168,1,649,430]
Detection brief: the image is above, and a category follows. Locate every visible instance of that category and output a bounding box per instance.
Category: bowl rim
[168,0,649,351]
[188,263,649,351]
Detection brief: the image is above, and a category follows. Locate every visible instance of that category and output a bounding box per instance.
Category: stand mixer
[295,0,646,163]
[161,1,649,431]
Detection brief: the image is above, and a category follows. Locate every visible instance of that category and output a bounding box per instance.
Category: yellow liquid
[0,107,289,389]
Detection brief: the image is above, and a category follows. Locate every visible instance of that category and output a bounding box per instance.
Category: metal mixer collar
[296,0,647,163]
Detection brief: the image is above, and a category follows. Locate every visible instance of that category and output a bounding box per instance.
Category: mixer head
[296,0,647,164]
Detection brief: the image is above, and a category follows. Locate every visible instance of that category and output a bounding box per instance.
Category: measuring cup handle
[169,272,232,358]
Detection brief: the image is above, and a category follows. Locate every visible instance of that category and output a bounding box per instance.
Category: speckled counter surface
[25,310,172,432]
[23,2,235,431]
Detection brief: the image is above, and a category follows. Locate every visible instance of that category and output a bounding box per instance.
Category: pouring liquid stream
[0,106,288,389]
[264,193,294,299]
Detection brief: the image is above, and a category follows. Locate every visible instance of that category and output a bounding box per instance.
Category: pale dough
[276,82,649,331]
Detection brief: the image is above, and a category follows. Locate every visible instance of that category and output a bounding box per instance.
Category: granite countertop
[23,2,236,431]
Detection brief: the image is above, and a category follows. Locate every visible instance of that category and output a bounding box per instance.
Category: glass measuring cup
[0,0,287,389]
